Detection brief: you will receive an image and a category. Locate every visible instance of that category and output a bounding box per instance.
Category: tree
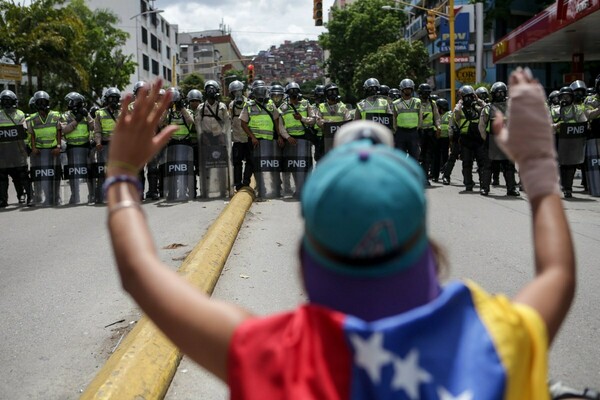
[179,73,205,98]
[352,40,432,95]
[319,0,406,101]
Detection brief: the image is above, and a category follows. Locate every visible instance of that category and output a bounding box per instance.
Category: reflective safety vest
[394,97,421,128]
[31,111,61,148]
[559,105,582,124]
[357,97,389,120]
[318,102,347,123]
[0,109,25,128]
[439,111,451,138]
[169,111,191,141]
[63,112,90,146]
[421,99,436,129]
[458,109,480,135]
[247,102,276,140]
[96,108,118,141]
[484,102,507,134]
[281,99,310,136]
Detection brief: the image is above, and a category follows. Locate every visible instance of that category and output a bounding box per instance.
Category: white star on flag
[438,387,474,400]
[350,332,393,384]
[391,349,432,400]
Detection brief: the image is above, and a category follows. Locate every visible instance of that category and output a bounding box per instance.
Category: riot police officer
[270,84,285,108]
[60,92,93,204]
[417,83,441,185]
[279,82,314,198]
[92,87,121,203]
[27,91,63,206]
[315,82,352,157]
[389,88,401,101]
[584,74,600,196]
[228,80,253,192]
[186,88,203,197]
[552,87,587,198]
[0,90,31,207]
[453,85,490,194]
[475,87,490,104]
[435,98,451,186]
[313,85,326,107]
[479,82,519,196]
[392,78,422,160]
[355,78,393,130]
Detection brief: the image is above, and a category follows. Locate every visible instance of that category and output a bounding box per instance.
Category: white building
[84,0,179,93]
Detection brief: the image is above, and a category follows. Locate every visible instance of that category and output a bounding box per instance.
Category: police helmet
[89,105,100,119]
[104,88,121,107]
[252,86,269,102]
[228,80,244,94]
[270,84,285,105]
[314,85,325,97]
[460,85,476,105]
[167,87,182,104]
[0,89,18,109]
[389,88,401,100]
[587,87,596,97]
[33,91,51,111]
[363,78,380,96]
[285,82,301,98]
[475,86,490,102]
[133,80,149,96]
[379,85,390,96]
[204,80,221,91]
[186,89,203,102]
[490,82,508,103]
[324,83,340,101]
[548,90,560,106]
[436,98,449,112]
[28,97,37,112]
[204,80,221,99]
[430,94,439,102]
[64,92,85,111]
[569,80,587,102]
[251,80,266,89]
[418,83,432,96]
[399,79,415,91]
[558,86,574,106]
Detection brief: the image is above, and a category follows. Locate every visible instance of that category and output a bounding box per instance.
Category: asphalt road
[1,171,599,399]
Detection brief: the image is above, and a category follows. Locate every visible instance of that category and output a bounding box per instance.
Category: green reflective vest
[96,108,118,141]
[281,99,310,136]
[394,98,421,128]
[421,99,436,128]
[31,111,61,148]
[169,112,191,141]
[439,111,451,138]
[357,98,389,120]
[247,102,275,140]
[63,112,90,146]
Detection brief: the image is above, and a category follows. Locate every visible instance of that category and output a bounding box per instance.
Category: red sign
[563,72,584,84]
[439,56,471,63]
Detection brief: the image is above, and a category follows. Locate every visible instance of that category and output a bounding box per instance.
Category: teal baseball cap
[301,136,428,278]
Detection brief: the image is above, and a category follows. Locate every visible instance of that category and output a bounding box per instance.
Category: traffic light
[247,64,254,83]
[313,0,323,26]
[426,10,437,40]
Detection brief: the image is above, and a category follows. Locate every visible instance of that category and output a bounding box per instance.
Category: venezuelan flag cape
[228,281,549,400]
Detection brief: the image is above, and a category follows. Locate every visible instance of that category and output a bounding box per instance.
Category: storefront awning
[493,0,600,64]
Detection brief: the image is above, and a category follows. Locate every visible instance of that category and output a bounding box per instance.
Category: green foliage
[353,40,432,96]
[319,0,407,101]
[179,73,205,98]
[0,0,135,106]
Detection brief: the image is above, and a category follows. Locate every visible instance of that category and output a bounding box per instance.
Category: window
[140,0,147,14]
[167,68,172,82]
[151,12,158,27]
[163,66,167,79]
[143,54,149,71]
[166,25,170,38]
[166,46,171,59]
[157,39,162,55]
[161,20,165,33]
[141,27,148,44]
[151,34,158,51]
[152,59,159,75]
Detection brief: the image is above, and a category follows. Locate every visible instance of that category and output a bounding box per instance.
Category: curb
[80,188,255,400]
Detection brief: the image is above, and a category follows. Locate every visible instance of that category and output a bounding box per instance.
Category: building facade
[84,0,179,93]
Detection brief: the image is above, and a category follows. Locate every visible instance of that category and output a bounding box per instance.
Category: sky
[157,0,330,56]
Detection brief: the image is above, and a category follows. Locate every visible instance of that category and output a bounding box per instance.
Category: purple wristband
[102,175,143,198]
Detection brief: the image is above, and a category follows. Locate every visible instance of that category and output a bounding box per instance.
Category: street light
[130,9,165,81]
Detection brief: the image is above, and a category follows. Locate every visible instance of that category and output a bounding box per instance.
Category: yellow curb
[81,188,255,400]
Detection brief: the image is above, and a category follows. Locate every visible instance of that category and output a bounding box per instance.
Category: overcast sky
[156,0,330,56]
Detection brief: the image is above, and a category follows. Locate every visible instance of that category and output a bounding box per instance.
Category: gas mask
[287,89,300,100]
[107,96,120,109]
[206,86,219,100]
[35,99,50,112]
[326,91,339,102]
[463,95,475,108]
[560,95,573,107]
[231,91,244,106]
[1,98,14,110]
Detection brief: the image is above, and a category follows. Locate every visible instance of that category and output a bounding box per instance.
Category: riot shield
[0,124,28,169]
[364,112,394,131]
[30,149,61,206]
[282,138,313,198]
[557,123,586,165]
[586,138,600,197]
[62,146,91,205]
[488,135,508,161]
[322,121,351,155]
[198,133,232,199]
[252,139,281,199]
[89,145,109,204]
[163,143,195,202]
